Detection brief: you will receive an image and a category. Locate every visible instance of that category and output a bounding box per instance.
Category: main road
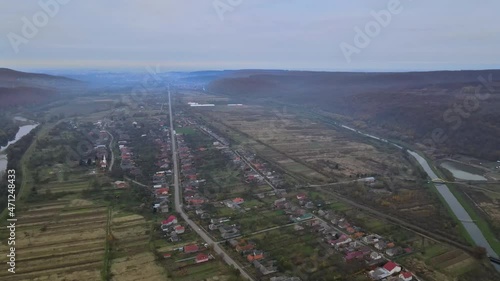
[168,89,255,281]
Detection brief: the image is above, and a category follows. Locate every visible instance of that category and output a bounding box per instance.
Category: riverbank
[0,123,39,177]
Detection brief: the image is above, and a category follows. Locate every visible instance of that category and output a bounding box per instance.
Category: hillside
[208,70,500,160]
[0,68,82,107]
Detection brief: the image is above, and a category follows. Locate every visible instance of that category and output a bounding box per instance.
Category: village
[99,101,421,281]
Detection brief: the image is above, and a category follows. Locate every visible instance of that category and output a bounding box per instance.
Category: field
[190,104,418,184]
[0,198,107,280]
[109,211,167,281]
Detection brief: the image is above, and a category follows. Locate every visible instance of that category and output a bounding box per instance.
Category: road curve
[168,89,255,281]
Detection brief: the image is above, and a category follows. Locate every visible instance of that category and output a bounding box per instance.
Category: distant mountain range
[208,69,500,160]
[0,68,82,107]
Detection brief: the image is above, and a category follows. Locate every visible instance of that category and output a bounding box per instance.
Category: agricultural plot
[193,105,417,183]
[109,211,167,281]
[400,243,484,281]
[0,198,107,281]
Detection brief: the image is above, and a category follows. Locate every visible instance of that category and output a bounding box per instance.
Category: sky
[1,0,499,72]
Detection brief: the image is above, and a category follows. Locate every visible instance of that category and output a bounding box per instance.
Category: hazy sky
[1,0,499,71]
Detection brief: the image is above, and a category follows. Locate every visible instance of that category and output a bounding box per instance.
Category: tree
[471,246,487,259]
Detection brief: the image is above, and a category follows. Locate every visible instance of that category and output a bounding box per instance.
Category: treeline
[0,127,38,212]
[0,114,19,147]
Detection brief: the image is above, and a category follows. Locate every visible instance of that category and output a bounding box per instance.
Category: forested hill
[0,68,82,108]
[208,70,500,160]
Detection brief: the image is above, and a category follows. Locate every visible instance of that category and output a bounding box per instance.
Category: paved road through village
[168,89,255,281]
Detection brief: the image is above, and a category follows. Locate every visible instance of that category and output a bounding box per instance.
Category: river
[339,124,500,270]
[441,161,488,181]
[0,123,39,176]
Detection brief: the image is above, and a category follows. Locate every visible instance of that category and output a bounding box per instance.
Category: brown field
[0,199,106,281]
[109,211,167,280]
[191,104,417,184]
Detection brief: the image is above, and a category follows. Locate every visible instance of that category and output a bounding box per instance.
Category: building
[114,181,128,189]
[247,250,264,262]
[195,253,210,263]
[162,215,177,226]
[174,225,185,234]
[184,244,199,254]
[233,197,245,204]
[399,272,413,281]
[383,261,401,275]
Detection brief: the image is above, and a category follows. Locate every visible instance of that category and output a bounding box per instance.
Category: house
[155,188,169,196]
[344,251,365,261]
[233,197,245,204]
[174,225,185,234]
[114,181,128,189]
[374,241,387,250]
[399,272,413,281]
[304,201,315,209]
[338,219,350,229]
[296,193,307,200]
[236,240,255,252]
[274,198,287,208]
[346,227,356,234]
[184,244,199,254]
[353,232,365,239]
[162,215,177,226]
[247,250,264,262]
[368,251,382,262]
[360,177,376,183]
[186,197,206,206]
[292,213,313,223]
[329,235,352,247]
[369,267,391,280]
[253,260,278,276]
[170,234,180,243]
[195,253,210,263]
[383,261,401,275]
[386,247,403,257]
[362,235,380,244]
[160,205,169,213]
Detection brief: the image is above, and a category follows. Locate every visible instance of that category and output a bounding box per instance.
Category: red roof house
[162,215,177,226]
[399,272,413,281]
[383,261,401,275]
[174,225,185,234]
[247,251,264,262]
[296,193,307,200]
[233,198,244,204]
[195,253,210,263]
[184,244,199,254]
[155,188,169,196]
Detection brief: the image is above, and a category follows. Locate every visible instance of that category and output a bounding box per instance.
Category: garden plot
[109,212,167,280]
[0,199,107,281]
